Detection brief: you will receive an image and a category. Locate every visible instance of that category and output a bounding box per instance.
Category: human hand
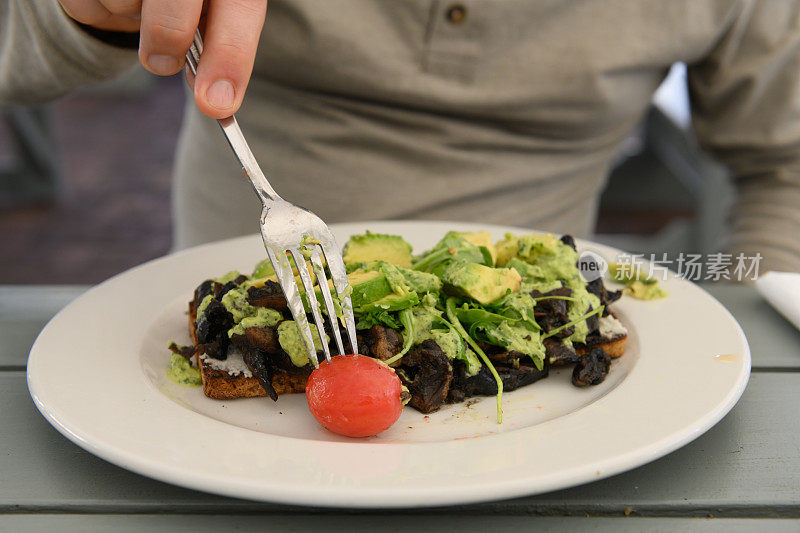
[59,0,268,118]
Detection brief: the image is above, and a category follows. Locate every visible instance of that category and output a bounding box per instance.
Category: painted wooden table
[1,284,799,531]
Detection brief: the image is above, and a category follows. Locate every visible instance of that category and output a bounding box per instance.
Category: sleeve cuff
[39,0,140,80]
[73,20,140,50]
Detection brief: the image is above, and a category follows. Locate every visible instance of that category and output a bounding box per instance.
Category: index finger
[192,0,267,118]
[138,0,203,76]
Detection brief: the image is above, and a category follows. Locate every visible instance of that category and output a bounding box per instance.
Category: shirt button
[445,4,467,25]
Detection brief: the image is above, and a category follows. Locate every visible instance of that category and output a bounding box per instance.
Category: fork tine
[184,30,202,75]
[289,248,331,364]
[309,247,346,356]
[320,242,358,355]
[192,29,203,55]
[185,45,198,76]
[266,247,319,368]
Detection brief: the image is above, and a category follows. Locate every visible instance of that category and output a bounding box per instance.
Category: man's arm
[2,0,268,117]
[0,1,139,105]
[688,0,800,273]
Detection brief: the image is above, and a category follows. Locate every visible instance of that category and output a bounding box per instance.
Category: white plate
[27,221,750,508]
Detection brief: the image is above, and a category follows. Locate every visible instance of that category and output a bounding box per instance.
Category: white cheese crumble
[599,315,628,339]
[199,345,253,378]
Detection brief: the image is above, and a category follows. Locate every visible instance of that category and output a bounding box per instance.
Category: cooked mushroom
[532,286,574,339]
[489,350,521,367]
[544,337,580,365]
[247,281,288,310]
[245,326,280,354]
[531,286,572,319]
[362,325,404,362]
[499,360,550,391]
[195,299,234,360]
[586,276,622,316]
[560,234,577,250]
[398,340,453,413]
[448,356,550,402]
[240,348,278,401]
[168,341,196,360]
[192,279,222,310]
[572,346,611,387]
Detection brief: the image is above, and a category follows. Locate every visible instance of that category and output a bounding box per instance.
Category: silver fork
[184,30,357,366]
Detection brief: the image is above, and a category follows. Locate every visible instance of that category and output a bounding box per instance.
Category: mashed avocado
[489,322,546,367]
[608,262,668,300]
[196,294,215,318]
[300,235,322,259]
[251,259,275,279]
[376,262,412,295]
[215,282,289,337]
[215,270,243,284]
[491,291,540,329]
[408,305,481,376]
[399,268,442,293]
[166,353,202,387]
[228,307,283,337]
[277,320,330,367]
[220,287,257,323]
[626,280,668,300]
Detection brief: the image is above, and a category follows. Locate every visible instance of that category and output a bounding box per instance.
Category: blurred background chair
[595,63,735,263]
[0,107,61,208]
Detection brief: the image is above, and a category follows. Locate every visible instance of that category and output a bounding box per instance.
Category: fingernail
[206,79,235,109]
[147,54,179,75]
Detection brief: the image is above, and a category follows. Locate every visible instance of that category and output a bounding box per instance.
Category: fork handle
[184,30,281,205]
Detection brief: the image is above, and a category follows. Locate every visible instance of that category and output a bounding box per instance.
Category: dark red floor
[1,76,183,284]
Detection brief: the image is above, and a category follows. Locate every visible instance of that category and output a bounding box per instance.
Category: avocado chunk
[441,260,522,305]
[496,233,571,271]
[343,231,413,267]
[451,231,497,265]
[494,234,519,266]
[347,269,394,308]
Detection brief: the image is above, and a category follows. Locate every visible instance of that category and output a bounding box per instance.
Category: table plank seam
[1,504,799,518]
[0,365,27,372]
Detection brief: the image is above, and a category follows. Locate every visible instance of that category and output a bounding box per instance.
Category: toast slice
[189,301,307,400]
[550,313,628,365]
[577,335,627,359]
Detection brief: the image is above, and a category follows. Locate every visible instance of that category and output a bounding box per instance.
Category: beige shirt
[3,0,800,272]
